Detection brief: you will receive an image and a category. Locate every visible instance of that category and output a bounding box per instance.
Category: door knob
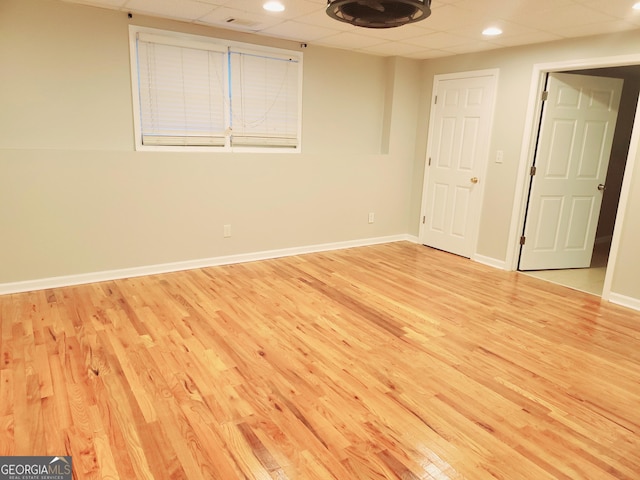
[597,183,606,191]
[470,177,479,184]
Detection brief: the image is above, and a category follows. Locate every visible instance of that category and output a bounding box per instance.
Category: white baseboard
[608,292,640,312]
[472,253,507,270]
[0,234,414,295]
[405,234,420,244]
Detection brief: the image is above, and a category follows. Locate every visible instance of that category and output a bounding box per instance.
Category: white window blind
[136,34,227,146]
[130,27,302,152]
[229,50,300,148]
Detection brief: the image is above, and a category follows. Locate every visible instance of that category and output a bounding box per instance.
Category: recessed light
[633,2,640,10]
[482,26,503,36]
[263,1,285,12]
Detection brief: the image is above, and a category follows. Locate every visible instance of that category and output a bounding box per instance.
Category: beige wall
[0,0,420,283]
[413,30,640,304]
[1,0,639,306]
[612,141,640,300]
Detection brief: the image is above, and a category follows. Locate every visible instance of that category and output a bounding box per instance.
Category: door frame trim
[419,68,499,258]
[507,54,640,301]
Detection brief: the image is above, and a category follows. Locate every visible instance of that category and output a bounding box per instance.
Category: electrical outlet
[223,224,231,238]
[368,212,375,224]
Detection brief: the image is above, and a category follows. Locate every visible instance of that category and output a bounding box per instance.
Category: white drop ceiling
[59,0,640,59]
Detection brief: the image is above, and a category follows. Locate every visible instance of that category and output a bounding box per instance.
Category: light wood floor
[1,242,639,479]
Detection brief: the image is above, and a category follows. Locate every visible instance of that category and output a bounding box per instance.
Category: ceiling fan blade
[363,1,386,13]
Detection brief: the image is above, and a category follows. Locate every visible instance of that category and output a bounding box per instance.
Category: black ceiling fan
[326,0,431,29]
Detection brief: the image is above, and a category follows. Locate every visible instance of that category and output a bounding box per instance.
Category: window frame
[128,26,303,153]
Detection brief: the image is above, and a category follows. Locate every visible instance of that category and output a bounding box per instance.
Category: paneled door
[420,72,497,258]
[519,72,623,270]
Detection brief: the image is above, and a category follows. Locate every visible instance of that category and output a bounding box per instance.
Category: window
[129,27,302,152]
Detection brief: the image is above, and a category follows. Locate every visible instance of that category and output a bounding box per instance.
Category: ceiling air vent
[225,17,260,28]
[326,0,431,28]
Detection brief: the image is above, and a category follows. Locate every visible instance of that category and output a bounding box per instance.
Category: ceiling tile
[197,6,283,30]
[582,0,640,20]
[315,32,386,49]
[356,23,439,42]
[290,8,356,31]
[252,0,319,17]
[63,0,127,7]
[404,31,475,49]
[551,19,639,38]
[359,41,431,57]
[442,40,506,55]
[510,4,617,31]
[455,0,575,17]
[260,20,340,41]
[424,4,490,31]
[404,48,452,59]
[489,31,562,48]
[55,0,640,59]
[125,0,215,21]
[444,22,535,44]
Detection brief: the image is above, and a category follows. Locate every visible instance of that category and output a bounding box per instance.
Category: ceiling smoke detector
[326,0,431,28]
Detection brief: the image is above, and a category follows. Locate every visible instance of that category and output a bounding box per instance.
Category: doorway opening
[518,64,640,296]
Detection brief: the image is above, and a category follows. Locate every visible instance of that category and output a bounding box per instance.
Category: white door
[519,72,623,270]
[420,72,497,258]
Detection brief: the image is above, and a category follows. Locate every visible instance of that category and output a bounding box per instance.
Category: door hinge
[422,215,426,224]
[434,95,438,105]
[541,90,549,101]
[530,165,537,176]
[520,236,526,245]
[428,157,432,166]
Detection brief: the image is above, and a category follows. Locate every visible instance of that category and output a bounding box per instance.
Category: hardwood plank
[87,404,121,480]
[0,369,13,417]
[0,414,14,456]
[1,242,640,479]
[34,343,53,398]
